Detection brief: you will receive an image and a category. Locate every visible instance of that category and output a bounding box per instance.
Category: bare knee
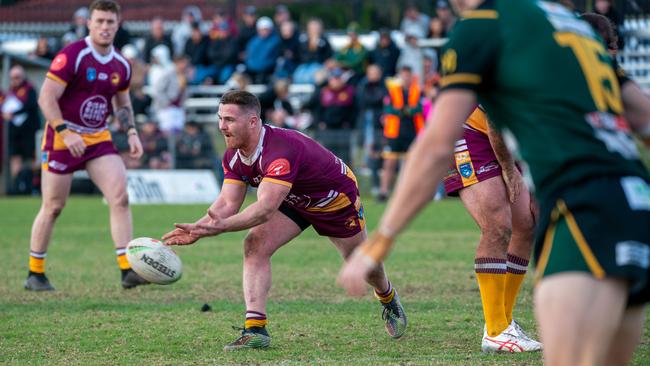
[479,218,512,254]
[243,231,270,260]
[107,189,129,210]
[42,201,66,219]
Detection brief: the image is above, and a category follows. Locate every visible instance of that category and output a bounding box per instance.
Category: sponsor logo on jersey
[48,160,68,171]
[345,216,358,230]
[267,158,291,176]
[98,72,108,81]
[476,161,499,175]
[50,54,67,71]
[615,241,649,269]
[459,162,474,178]
[110,72,120,86]
[441,49,457,75]
[86,67,96,82]
[79,95,109,127]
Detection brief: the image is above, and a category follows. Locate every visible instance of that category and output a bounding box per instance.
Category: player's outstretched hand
[337,248,374,297]
[128,134,144,159]
[175,221,224,238]
[162,227,200,246]
[61,130,86,158]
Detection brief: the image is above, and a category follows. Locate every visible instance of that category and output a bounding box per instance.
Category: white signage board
[126,170,220,204]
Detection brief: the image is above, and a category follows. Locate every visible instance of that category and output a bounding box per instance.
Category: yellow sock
[245,310,268,328]
[475,258,508,337]
[505,254,529,324]
[29,251,47,273]
[374,282,395,304]
[116,248,131,270]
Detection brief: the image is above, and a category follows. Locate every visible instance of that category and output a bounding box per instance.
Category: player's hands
[173,215,226,239]
[128,133,144,159]
[501,167,523,204]
[337,247,375,297]
[162,227,201,246]
[61,130,86,158]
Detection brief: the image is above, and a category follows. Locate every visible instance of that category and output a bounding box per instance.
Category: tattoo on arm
[116,106,135,131]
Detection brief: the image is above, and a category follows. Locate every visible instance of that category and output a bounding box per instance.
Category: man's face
[9,69,24,89]
[448,0,481,14]
[87,10,118,48]
[257,27,271,38]
[218,104,255,150]
[399,69,413,85]
[152,19,164,38]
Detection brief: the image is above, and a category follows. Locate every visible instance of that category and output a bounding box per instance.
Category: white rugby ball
[126,237,182,285]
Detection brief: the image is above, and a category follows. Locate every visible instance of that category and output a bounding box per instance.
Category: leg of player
[460,176,540,352]
[503,186,540,348]
[86,154,147,289]
[378,156,398,202]
[330,230,408,339]
[224,211,303,351]
[26,169,74,291]
[604,305,646,365]
[535,273,628,365]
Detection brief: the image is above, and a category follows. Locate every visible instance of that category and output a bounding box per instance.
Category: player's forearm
[115,105,137,134]
[38,92,65,128]
[487,121,516,172]
[220,201,275,232]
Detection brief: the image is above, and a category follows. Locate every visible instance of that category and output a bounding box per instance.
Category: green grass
[1,196,648,365]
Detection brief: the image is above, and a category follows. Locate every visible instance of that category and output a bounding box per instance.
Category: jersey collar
[237,125,266,166]
[84,36,115,64]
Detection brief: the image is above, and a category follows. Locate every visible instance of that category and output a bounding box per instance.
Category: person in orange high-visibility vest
[378,65,424,202]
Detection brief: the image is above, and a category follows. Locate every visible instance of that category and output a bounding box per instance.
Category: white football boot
[481,320,543,353]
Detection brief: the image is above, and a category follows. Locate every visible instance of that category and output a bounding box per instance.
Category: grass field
[1,196,648,365]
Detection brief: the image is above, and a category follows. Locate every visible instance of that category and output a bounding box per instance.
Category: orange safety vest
[384,78,425,139]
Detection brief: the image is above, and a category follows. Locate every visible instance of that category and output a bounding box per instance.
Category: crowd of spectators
[5,0,626,197]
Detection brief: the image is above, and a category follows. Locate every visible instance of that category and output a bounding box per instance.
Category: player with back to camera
[163,90,407,350]
[442,106,541,352]
[25,0,147,291]
[338,1,650,365]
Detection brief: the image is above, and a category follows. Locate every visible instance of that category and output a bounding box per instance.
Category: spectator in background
[427,17,445,39]
[356,64,386,195]
[314,67,356,164]
[144,17,173,64]
[294,18,333,84]
[400,4,430,39]
[274,4,292,26]
[397,29,424,82]
[30,37,56,60]
[175,121,216,169]
[172,6,203,57]
[139,121,172,169]
[245,16,281,84]
[335,23,367,84]
[205,20,237,85]
[421,49,440,100]
[113,21,131,50]
[2,65,40,194]
[236,6,258,64]
[62,6,89,44]
[183,22,210,84]
[435,0,457,37]
[275,21,301,79]
[225,71,251,91]
[121,45,151,120]
[260,78,295,128]
[149,45,184,134]
[368,29,400,78]
[212,7,238,38]
[378,65,424,202]
[595,0,625,50]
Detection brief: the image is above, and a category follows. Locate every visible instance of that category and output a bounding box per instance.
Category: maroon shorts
[279,189,366,238]
[443,128,502,195]
[41,141,118,174]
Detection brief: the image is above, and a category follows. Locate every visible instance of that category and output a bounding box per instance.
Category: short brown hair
[580,13,618,51]
[220,90,261,117]
[89,0,121,16]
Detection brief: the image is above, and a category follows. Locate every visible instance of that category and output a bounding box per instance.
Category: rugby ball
[126,237,182,284]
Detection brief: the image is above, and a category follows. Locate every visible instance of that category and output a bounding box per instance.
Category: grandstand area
[1,1,650,364]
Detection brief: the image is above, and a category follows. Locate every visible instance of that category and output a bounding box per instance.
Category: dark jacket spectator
[31,37,57,60]
[369,30,400,77]
[298,19,333,64]
[276,21,301,78]
[183,23,208,66]
[143,17,174,64]
[139,121,171,169]
[205,21,238,84]
[236,6,258,63]
[113,23,131,50]
[176,122,217,169]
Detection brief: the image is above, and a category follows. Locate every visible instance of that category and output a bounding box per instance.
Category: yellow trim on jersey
[262,177,293,188]
[440,73,482,88]
[557,200,606,279]
[223,178,246,186]
[534,206,559,284]
[462,10,499,19]
[46,72,68,86]
[306,192,352,213]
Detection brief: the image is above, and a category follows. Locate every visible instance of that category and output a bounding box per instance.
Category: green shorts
[534,176,650,305]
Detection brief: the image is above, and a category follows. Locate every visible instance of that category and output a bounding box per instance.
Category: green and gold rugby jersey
[440,0,648,201]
